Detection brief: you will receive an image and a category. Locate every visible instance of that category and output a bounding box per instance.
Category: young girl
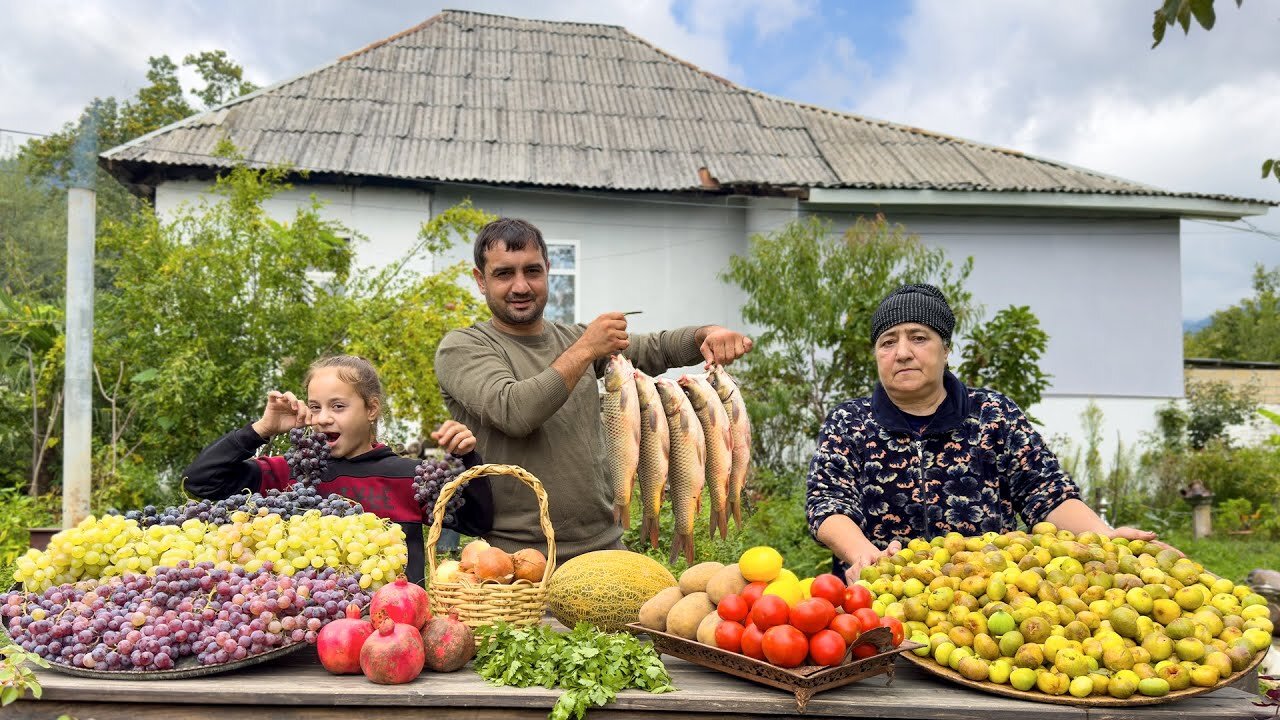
[183,354,493,586]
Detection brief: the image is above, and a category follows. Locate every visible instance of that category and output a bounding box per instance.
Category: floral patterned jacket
[805,371,1080,577]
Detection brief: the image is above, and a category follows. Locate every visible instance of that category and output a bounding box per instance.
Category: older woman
[805,283,1161,584]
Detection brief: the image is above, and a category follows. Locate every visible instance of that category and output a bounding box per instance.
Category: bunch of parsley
[473,622,675,720]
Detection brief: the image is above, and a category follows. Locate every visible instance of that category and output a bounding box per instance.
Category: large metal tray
[37,640,311,681]
[899,643,1268,707]
[626,623,924,712]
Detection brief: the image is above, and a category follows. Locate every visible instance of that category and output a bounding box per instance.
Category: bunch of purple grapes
[1,561,369,672]
[285,427,331,487]
[413,455,467,527]
[114,485,361,528]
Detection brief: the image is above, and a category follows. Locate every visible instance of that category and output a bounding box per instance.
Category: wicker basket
[425,463,556,630]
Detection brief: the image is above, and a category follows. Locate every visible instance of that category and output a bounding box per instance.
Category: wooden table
[10,646,1270,720]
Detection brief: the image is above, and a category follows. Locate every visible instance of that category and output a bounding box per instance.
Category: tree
[1184,264,1280,361]
[720,216,980,473]
[0,288,64,495]
[92,145,492,478]
[345,201,495,436]
[3,52,259,301]
[957,305,1052,420]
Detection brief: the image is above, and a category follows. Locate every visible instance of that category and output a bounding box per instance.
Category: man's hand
[251,390,311,439]
[698,326,753,369]
[576,312,630,361]
[431,420,476,456]
[843,540,900,586]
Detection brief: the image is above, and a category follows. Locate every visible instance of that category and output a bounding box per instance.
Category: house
[99,9,1271,457]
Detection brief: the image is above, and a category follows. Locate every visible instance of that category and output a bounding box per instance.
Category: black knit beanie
[870,284,955,344]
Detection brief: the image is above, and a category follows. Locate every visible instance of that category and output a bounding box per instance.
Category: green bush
[1184,441,1280,508]
[0,490,58,572]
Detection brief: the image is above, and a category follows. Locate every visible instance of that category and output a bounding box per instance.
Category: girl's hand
[1107,526,1183,557]
[431,420,476,456]
[843,539,901,586]
[252,391,311,439]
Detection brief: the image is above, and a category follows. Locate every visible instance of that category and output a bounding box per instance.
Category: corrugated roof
[99,9,1268,205]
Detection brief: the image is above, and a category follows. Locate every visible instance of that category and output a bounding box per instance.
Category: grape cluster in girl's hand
[413,456,467,527]
[285,427,331,487]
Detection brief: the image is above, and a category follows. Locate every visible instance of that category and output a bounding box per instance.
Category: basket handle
[425,463,558,585]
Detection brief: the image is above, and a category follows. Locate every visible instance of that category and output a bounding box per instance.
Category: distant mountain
[1183,316,1212,333]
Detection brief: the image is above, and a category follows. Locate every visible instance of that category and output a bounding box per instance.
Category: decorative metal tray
[626,623,924,712]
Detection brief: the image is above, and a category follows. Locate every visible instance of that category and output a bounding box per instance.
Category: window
[545,241,579,324]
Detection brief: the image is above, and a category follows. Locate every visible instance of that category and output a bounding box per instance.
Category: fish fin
[731,499,743,531]
[668,534,683,565]
[685,535,696,564]
[614,502,631,529]
[717,510,729,540]
[645,516,660,550]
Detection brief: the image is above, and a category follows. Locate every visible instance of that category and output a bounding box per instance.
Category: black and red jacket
[182,424,494,585]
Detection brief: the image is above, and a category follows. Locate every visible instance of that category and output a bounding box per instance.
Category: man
[435,218,752,561]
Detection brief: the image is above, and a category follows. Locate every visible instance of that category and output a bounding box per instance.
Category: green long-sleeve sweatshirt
[435,321,704,561]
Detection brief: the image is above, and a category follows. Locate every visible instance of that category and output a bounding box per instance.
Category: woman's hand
[431,420,476,456]
[842,539,901,586]
[251,390,311,439]
[1106,526,1184,557]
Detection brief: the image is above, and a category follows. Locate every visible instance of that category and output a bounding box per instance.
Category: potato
[705,563,748,604]
[666,592,715,639]
[637,587,684,631]
[678,562,725,595]
[696,611,723,646]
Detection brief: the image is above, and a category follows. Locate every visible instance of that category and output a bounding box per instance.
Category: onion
[455,572,479,585]
[511,548,548,583]
[473,546,515,583]
[434,559,460,583]
[459,539,491,570]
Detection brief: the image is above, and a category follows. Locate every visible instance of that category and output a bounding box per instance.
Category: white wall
[431,186,750,362]
[155,179,435,277]
[154,176,1186,461]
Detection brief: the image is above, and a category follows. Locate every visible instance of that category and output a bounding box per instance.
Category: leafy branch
[0,643,49,707]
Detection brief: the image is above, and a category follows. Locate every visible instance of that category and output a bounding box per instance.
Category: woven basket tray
[426,463,556,630]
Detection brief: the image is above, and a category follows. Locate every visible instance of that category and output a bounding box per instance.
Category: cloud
[0,0,762,137]
[800,0,1280,319]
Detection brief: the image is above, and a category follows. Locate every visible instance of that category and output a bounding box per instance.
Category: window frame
[544,239,580,324]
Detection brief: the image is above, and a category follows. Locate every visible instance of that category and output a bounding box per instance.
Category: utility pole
[63,106,97,527]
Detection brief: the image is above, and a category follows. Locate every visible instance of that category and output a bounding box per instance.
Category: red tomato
[827,613,863,646]
[761,625,809,668]
[880,616,905,647]
[807,629,847,666]
[740,581,767,608]
[789,597,837,635]
[852,607,881,633]
[750,594,790,631]
[741,623,765,660]
[842,584,873,613]
[851,642,878,660]
[717,594,749,623]
[715,621,745,654]
[809,574,846,606]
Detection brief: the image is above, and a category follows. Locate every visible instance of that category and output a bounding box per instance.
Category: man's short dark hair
[473,218,548,273]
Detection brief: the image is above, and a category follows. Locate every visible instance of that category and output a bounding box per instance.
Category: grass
[1161,529,1280,584]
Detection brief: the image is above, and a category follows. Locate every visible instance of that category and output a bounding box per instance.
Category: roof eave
[804,188,1272,221]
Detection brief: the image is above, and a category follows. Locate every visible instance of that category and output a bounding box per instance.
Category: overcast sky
[3,0,1278,321]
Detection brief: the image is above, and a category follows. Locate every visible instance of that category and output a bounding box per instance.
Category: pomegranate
[370,576,432,629]
[316,603,374,675]
[359,619,425,684]
[421,611,476,672]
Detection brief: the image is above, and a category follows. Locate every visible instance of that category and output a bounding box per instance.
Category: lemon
[739,546,784,582]
[764,579,803,607]
[777,568,799,585]
[798,577,815,599]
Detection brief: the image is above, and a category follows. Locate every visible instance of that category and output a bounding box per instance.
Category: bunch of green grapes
[13,512,407,593]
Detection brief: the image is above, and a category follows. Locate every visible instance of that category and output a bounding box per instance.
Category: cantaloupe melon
[547,550,677,632]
